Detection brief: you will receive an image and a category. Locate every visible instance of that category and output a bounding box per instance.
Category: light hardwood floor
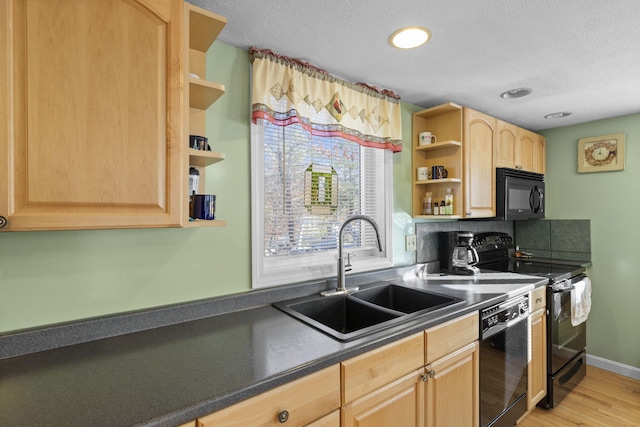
[518,366,640,426]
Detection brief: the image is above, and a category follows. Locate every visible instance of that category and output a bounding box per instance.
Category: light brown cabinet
[0,0,184,231]
[463,109,495,218]
[341,333,424,426]
[183,2,227,227]
[196,364,340,427]
[495,121,546,174]
[425,342,479,427]
[412,103,495,219]
[527,287,548,410]
[342,369,424,427]
[424,311,479,427]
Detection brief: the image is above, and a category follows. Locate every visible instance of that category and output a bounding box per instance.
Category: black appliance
[473,232,588,409]
[495,168,545,220]
[438,231,480,275]
[479,294,530,427]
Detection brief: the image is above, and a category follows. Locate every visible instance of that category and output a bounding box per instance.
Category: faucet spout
[321,214,384,296]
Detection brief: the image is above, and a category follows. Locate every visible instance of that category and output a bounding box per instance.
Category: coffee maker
[439,231,480,275]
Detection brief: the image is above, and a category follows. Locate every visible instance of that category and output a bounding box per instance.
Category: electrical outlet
[405,234,417,251]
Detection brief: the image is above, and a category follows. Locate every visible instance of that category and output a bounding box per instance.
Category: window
[251,120,392,288]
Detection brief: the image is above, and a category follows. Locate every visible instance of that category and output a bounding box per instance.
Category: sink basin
[273,283,464,341]
[351,284,462,315]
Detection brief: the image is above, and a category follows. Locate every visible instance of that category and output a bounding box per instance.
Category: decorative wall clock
[578,133,625,173]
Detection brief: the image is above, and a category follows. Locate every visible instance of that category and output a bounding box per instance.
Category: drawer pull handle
[0,216,6,228]
[536,297,543,303]
[278,410,289,423]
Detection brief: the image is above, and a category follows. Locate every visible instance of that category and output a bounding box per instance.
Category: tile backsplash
[416,219,591,266]
[515,219,591,262]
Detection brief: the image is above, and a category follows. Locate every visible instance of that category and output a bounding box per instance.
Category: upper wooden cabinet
[463,109,495,218]
[495,120,546,174]
[412,103,495,219]
[0,0,184,231]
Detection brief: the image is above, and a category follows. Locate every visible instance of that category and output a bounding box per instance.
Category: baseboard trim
[587,354,640,380]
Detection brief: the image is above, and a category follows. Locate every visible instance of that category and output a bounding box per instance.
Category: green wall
[541,113,640,369]
[0,42,417,334]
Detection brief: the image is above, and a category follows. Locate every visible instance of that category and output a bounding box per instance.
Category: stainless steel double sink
[273,283,464,341]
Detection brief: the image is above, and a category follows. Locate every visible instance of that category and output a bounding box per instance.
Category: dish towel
[571,277,592,326]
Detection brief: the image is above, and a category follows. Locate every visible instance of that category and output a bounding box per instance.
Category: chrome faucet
[321,214,384,296]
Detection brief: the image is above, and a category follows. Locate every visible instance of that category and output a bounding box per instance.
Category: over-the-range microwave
[495,167,545,220]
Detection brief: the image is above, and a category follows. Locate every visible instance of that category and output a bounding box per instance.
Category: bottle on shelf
[433,201,439,216]
[439,200,446,215]
[445,188,453,215]
[423,192,433,215]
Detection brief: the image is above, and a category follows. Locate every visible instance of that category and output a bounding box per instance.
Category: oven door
[548,286,587,374]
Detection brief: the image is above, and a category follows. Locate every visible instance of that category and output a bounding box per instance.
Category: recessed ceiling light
[389,26,431,49]
[500,88,532,99]
[544,112,571,119]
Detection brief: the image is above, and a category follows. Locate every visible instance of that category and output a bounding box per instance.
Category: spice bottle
[423,192,433,215]
[440,200,446,215]
[433,201,439,215]
[445,188,453,215]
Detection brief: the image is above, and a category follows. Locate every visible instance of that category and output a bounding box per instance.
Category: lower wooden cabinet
[342,370,424,427]
[425,341,479,427]
[196,364,340,427]
[195,312,482,427]
[528,287,548,410]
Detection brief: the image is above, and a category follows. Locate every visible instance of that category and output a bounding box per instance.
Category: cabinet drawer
[530,286,546,311]
[197,365,340,427]
[341,333,424,404]
[425,312,478,364]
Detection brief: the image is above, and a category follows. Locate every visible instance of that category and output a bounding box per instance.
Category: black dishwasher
[479,294,529,427]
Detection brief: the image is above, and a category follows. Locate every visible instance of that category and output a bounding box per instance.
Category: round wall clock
[578,133,625,173]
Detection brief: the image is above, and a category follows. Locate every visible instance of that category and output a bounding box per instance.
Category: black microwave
[495,168,544,220]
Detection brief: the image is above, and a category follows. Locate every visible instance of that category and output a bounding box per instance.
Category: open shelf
[184,219,227,228]
[188,148,225,167]
[415,140,461,152]
[189,79,225,110]
[187,5,227,53]
[414,178,462,185]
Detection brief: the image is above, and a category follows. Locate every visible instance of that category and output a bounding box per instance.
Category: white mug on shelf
[417,167,429,181]
[419,132,437,146]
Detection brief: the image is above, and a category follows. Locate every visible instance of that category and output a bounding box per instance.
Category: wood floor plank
[518,366,640,427]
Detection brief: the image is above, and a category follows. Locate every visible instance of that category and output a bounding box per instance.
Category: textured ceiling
[189,0,640,131]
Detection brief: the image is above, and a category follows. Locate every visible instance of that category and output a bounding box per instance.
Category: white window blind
[252,120,392,288]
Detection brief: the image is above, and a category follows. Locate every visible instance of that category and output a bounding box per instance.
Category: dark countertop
[0,272,548,427]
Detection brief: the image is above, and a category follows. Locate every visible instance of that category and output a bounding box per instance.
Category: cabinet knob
[428,369,436,378]
[0,216,6,228]
[421,370,436,382]
[466,212,472,216]
[278,410,289,423]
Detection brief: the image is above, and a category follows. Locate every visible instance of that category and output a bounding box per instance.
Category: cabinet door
[463,109,495,218]
[425,341,479,427]
[515,128,536,172]
[0,0,183,231]
[528,308,547,409]
[495,120,517,169]
[342,370,424,427]
[533,134,546,174]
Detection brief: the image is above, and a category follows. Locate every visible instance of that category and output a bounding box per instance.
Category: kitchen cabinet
[425,342,479,427]
[495,121,546,174]
[196,364,340,427]
[463,109,495,218]
[424,312,479,427]
[342,369,424,427]
[527,287,547,410]
[183,2,227,227]
[411,103,495,219]
[0,0,184,231]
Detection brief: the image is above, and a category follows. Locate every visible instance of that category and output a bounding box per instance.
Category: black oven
[495,168,544,220]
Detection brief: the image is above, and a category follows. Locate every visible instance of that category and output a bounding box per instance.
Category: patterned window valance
[249,47,403,152]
